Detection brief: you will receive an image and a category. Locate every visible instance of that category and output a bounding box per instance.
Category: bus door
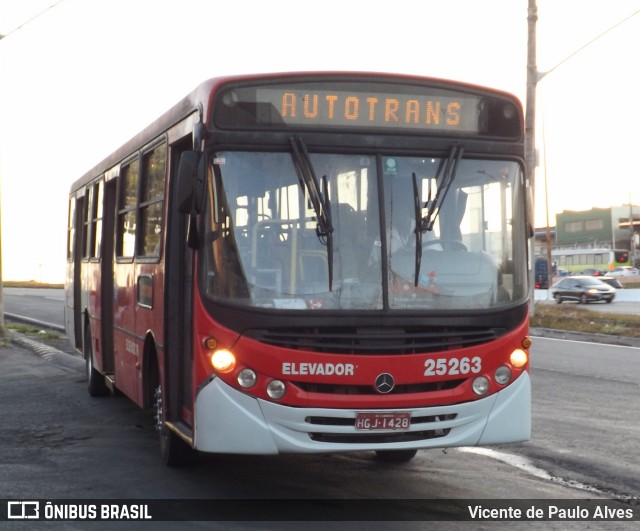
[164,141,196,429]
[100,177,117,375]
[67,193,85,350]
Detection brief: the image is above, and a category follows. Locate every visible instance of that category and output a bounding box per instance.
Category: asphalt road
[2,287,640,528]
[2,287,65,330]
[523,336,640,499]
[1,339,632,530]
[2,287,640,335]
[534,287,640,314]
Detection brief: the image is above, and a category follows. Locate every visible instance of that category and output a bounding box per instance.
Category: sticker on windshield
[273,299,307,309]
[384,158,398,176]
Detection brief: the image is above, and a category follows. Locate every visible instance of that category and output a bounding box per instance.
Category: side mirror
[177,151,205,214]
[525,183,534,239]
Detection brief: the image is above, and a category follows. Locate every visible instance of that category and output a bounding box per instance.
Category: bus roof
[69,72,523,193]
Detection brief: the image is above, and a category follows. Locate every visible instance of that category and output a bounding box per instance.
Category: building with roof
[553,206,640,266]
[534,205,640,267]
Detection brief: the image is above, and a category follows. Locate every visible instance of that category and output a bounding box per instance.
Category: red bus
[65,72,532,465]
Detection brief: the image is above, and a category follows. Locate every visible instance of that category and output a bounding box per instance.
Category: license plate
[355,412,411,431]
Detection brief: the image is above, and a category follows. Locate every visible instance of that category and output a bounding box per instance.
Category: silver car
[551,276,616,304]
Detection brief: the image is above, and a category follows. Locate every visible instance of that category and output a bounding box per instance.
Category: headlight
[495,365,512,385]
[237,369,257,388]
[210,349,236,373]
[472,376,490,396]
[510,349,528,368]
[266,380,286,399]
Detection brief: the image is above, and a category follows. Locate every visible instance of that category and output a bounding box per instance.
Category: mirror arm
[193,121,207,150]
[187,212,199,249]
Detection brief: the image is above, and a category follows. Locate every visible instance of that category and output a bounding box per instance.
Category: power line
[538,8,640,81]
[0,0,65,40]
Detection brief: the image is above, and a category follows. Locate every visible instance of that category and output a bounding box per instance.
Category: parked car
[598,276,623,289]
[608,266,640,277]
[579,268,605,276]
[551,276,616,304]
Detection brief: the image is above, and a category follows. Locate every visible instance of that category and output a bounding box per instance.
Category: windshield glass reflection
[200,151,527,311]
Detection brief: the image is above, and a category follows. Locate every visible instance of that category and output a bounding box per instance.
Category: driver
[368,211,441,267]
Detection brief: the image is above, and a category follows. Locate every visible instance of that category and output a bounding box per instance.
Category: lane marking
[531,335,640,350]
[457,447,638,501]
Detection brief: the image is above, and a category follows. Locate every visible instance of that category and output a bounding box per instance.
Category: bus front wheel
[154,384,195,466]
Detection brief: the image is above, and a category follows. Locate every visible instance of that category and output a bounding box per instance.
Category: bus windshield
[201,151,527,311]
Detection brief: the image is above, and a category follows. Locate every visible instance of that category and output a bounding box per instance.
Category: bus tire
[374,449,418,463]
[154,384,195,466]
[84,326,110,397]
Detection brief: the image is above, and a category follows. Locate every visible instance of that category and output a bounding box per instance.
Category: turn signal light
[204,337,218,350]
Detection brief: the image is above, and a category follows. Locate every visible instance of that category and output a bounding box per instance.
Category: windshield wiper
[289,137,334,290]
[412,171,426,287]
[413,144,464,286]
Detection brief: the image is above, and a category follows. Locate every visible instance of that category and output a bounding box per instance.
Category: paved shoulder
[530,327,640,348]
[6,330,83,371]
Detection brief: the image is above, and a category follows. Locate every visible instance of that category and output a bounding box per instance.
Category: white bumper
[194,372,531,454]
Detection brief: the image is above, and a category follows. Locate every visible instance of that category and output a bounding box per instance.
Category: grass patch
[5,323,60,340]
[3,280,64,289]
[531,303,640,338]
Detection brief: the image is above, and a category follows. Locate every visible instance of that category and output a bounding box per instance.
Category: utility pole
[525,2,640,300]
[1,37,6,327]
[525,0,538,191]
[526,0,538,313]
[630,194,637,266]
[0,173,4,328]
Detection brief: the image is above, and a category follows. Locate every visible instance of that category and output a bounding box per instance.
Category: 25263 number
[424,356,482,377]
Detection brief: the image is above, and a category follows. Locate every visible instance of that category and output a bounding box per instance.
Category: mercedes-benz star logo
[375,373,395,394]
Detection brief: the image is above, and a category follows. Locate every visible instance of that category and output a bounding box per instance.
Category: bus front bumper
[193,371,531,455]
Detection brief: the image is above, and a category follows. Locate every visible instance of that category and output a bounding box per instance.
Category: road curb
[4,311,65,333]
[530,327,640,348]
[6,329,84,371]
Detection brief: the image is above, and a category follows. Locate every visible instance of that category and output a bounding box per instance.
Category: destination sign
[257,88,479,133]
[214,79,521,138]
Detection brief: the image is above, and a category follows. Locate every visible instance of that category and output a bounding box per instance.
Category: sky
[1,0,640,282]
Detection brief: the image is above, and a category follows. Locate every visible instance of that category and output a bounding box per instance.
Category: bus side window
[89,180,104,259]
[82,187,92,259]
[67,197,76,261]
[116,158,139,258]
[139,143,166,257]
